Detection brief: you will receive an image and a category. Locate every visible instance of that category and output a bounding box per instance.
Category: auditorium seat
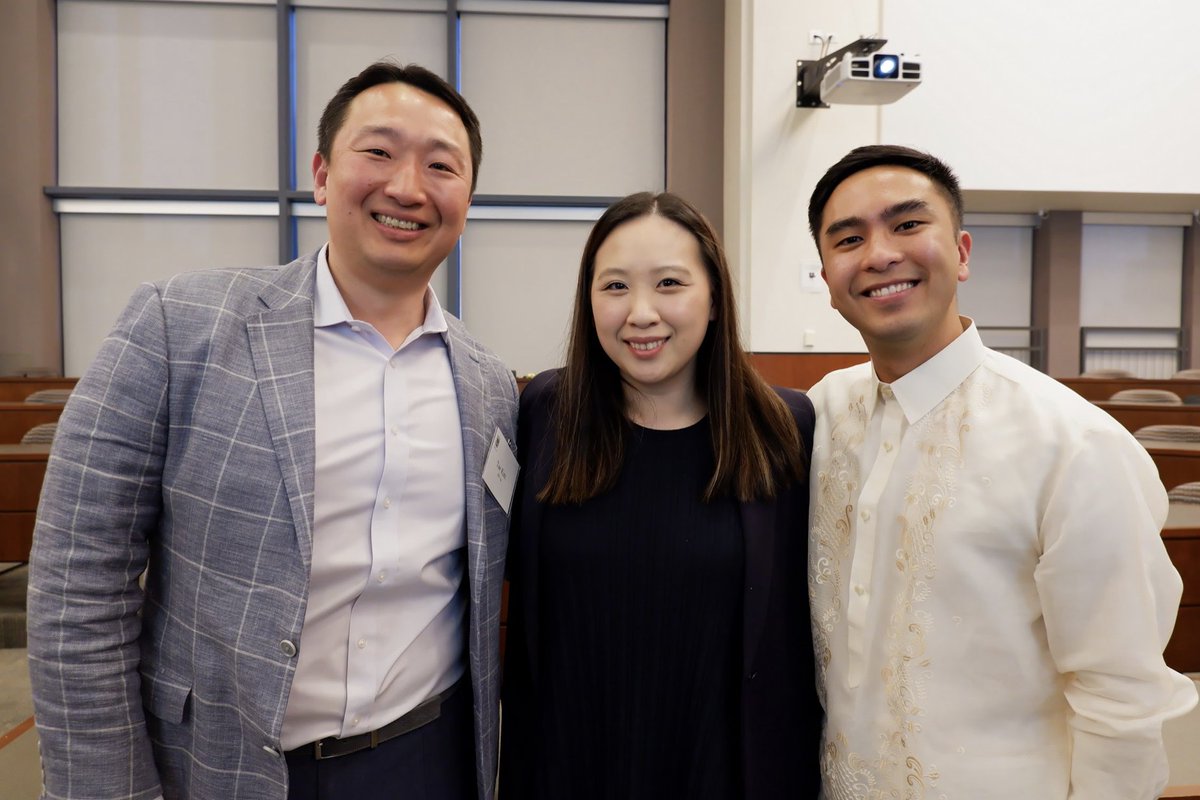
[1170,482,1200,505]
[23,388,72,404]
[1110,389,1184,405]
[19,422,57,444]
[1174,369,1200,380]
[1136,425,1200,445]
[1081,368,1136,378]
[1167,482,1200,527]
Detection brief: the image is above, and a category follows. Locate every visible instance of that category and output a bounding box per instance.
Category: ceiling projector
[797,37,922,108]
[821,51,922,104]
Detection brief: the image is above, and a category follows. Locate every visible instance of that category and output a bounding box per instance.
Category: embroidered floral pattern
[810,379,870,699]
[812,376,979,800]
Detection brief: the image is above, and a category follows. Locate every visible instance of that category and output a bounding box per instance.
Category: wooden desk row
[1164,524,1200,673]
[1093,401,1200,435]
[0,444,50,562]
[1162,788,1200,800]
[1150,447,1200,494]
[1060,376,1200,403]
[0,376,77,402]
[0,402,64,444]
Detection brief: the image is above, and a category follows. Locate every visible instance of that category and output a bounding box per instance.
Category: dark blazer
[500,370,822,799]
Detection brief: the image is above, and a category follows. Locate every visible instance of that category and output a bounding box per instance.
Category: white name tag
[482,427,519,515]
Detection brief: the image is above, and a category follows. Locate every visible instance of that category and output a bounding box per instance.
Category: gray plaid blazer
[27,252,517,800]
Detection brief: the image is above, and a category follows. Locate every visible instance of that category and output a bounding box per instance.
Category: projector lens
[873,54,899,79]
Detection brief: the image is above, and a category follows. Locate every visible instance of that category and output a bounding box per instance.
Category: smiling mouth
[865,280,917,298]
[628,339,666,353]
[373,212,424,231]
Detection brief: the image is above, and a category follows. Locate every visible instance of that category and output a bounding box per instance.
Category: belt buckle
[370,728,380,749]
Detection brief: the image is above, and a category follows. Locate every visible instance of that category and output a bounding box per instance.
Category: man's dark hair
[317,61,483,193]
[807,144,964,246]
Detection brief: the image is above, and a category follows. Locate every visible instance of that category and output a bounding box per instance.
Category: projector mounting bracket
[796,37,887,108]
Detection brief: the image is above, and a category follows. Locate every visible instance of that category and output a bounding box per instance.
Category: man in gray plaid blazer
[28,63,517,800]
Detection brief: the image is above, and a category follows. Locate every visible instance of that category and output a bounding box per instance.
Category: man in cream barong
[805,144,1197,799]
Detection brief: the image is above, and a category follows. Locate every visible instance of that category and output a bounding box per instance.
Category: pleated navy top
[533,417,745,799]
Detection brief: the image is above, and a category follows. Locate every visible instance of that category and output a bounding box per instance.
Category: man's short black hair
[317,60,482,194]
[808,145,964,246]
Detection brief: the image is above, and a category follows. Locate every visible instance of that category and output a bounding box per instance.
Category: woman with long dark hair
[500,191,822,799]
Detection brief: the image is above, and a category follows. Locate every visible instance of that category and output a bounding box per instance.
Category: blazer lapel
[247,258,318,568]
[740,498,778,675]
[443,321,488,604]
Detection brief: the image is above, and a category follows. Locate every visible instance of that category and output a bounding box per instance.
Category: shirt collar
[872,317,986,425]
[313,244,449,338]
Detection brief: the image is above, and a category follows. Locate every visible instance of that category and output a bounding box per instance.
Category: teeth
[373,213,421,231]
[867,281,915,298]
[629,340,663,352]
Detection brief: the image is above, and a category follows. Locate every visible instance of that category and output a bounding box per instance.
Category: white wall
[726,0,880,354]
[728,0,1200,352]
[882,0,1200,194]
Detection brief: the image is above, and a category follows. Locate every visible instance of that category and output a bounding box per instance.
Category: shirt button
[377,571,387,583]
[383,497,392,509]
[883,441,893,452]
[860,510,871,522]
[357,638,366,649]
[881,386,894,399]
[352,716,360,726]
[390,424,399,436]
[855,585,866,597]
[280,640,297,658]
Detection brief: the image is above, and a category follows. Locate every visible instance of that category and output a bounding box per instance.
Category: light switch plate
[800,263,824,293]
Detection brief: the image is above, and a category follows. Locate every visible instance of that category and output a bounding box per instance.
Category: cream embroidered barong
[808,321,1197,800]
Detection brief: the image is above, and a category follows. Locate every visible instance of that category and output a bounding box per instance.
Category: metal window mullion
[278,0,297,263]
[446,0,462,316]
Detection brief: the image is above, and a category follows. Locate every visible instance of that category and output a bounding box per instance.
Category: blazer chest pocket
[141,669,193,725]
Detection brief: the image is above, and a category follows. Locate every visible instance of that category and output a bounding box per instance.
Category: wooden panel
[1147,449,1200,493]
[749,352,870,391]
[0,445,48,561]
[1161,787,1200,800]
[1061,377,1200,402]
[1164,533,1200,607]
[0,376,76,402]
[1164,605,1200,674]
[1093,403,1200,435]
[0,402,63,443]
[0,460,47,511]
[0,512,35,562]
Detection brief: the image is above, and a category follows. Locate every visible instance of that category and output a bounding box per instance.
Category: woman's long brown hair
[539,192,807,505]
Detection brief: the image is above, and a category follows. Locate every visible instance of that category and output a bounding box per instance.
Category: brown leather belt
[308,681,460,760]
